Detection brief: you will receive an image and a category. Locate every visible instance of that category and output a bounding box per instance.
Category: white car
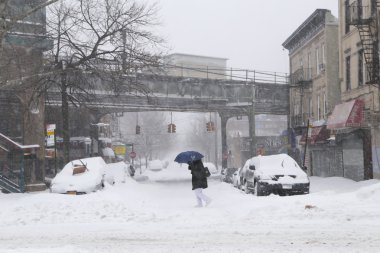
[50,157,114,194]
[240,154,310,196]
[148,160,164,172]
[203,162,218,174]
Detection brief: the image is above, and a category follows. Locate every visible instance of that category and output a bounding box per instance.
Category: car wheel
[243,181,250,194]
[253,181,262,196]
[239,178,243,190]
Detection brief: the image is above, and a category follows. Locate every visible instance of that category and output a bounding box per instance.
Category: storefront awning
[300,125,330,145]
[327,100,364,130]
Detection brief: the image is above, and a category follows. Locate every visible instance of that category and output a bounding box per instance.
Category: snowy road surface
[1,174,380,253]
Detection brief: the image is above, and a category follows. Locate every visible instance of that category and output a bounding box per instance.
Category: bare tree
[41,0,163,163]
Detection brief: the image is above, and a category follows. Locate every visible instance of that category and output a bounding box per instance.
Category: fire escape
[289,68,313,129]
[348,0,380,84]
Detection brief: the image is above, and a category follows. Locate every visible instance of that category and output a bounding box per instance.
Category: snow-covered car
[232,167,241,188]
[148,160,163,172]
[50,157,114,194]
[203,162,218,174]
[220,167,238,183]
[240,154,309,196]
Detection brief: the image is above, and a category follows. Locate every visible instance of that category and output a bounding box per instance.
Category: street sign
[113,145,126,156]
[129,151,136,159]
[46,124,56,147]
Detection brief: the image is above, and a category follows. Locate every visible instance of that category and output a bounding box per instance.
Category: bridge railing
[155,64,289,85]
[50,57,289,86]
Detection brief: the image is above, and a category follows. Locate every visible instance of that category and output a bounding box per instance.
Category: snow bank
[103,161,130,184]
[1,176,380,253]
[143,161,191,182]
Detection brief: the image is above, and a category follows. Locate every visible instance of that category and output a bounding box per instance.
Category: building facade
[283,9,341,176]
[0,1,51,191]
[332,0,380,179]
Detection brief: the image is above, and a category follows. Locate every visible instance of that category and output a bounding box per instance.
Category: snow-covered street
[1,168,380,253]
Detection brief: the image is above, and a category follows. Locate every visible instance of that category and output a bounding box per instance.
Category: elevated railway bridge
[46,65,289,168]
[1,65,289,169]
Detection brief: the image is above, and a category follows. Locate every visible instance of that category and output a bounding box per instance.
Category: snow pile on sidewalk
[0,176,380,253]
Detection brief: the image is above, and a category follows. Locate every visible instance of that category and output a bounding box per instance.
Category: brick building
[0,1,51,191]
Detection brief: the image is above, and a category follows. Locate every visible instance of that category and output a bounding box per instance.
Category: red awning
[299,125,330,145]
[327,100,364,130]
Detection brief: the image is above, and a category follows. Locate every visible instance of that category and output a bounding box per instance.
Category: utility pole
[121,29,127,73]
[214,112,218,171]
[303,119,310,171]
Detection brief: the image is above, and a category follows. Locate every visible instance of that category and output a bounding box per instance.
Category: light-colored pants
[194,188,211,206]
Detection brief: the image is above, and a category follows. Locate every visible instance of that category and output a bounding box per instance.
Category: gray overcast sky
[157,0,338,74]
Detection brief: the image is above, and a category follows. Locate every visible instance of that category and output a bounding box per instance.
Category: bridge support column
[220,114,229,169]
[248,107,256,157]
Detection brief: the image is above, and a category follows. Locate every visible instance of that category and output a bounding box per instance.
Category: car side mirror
[249,165,255,170]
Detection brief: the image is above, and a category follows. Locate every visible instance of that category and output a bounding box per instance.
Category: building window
[358,0,363,18]
[321,43,326,71]
[345,0,350,34]
[307,52,312,79]
[316,47,320,75]
[309,97,313,118]
[346,56,351,90]
[358,49,364,86]
[323,92,327,119]
[371,0,376,16]
[317,95,321,121]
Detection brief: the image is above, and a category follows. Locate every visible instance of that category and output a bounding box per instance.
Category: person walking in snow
[188,159,212,207]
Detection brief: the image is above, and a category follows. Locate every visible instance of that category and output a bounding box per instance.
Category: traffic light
[168,123,176,133]
[136,125,141,135]
[206,121,214,132]
[210,122,215,131]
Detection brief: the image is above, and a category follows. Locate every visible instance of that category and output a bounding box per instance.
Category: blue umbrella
[174,151,204,164]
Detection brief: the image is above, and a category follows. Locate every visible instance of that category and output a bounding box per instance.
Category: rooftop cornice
[282,9,333,52]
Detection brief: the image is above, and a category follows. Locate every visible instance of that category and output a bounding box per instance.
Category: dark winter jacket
[188,159,208,190]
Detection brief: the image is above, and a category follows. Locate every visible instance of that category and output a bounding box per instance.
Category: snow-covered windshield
[252,154,305,176]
